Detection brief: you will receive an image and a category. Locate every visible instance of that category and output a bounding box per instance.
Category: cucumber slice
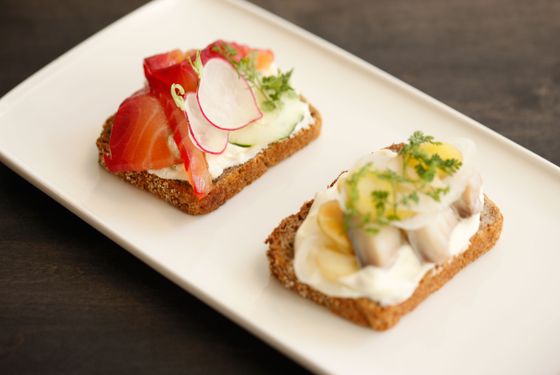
[229,95,308,147]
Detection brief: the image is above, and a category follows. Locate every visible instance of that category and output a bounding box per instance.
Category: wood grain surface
[1,0,558,373]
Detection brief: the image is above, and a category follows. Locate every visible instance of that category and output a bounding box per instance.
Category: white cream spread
[148,99,313,180]
[294,148,483,306]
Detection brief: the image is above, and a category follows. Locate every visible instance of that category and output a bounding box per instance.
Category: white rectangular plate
[1,0,559,373]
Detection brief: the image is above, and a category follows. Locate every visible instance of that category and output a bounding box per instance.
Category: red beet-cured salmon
[144,50,213,197]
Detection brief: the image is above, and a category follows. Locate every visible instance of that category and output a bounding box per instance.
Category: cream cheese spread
[148,99,313,181]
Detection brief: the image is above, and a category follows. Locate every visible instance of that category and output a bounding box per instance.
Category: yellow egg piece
[420,142,462,163]
[342,171,416,221]
[315,247,359,281]
[385,207,416,220]
[407,142,463,179]
[355,173,391,215]
[317,200,352,255]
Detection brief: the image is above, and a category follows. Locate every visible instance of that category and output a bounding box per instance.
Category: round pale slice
[315,247,359,282]
[185,92,228,155]
[197,57,262,130]
[317,200,353,254]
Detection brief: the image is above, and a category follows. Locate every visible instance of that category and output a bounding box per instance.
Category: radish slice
[184,92,228,155]
[197,58,262,130]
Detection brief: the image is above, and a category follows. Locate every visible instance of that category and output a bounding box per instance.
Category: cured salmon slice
[104,89,181,172]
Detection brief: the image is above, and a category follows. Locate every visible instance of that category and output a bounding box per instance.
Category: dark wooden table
[1,0,558,373]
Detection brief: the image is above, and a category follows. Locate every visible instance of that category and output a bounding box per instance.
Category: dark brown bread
[266,196,503,330]
[96,103,321,215]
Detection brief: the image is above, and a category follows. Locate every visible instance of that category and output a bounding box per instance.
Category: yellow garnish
[317,200,352,254]
[315,247,359,281]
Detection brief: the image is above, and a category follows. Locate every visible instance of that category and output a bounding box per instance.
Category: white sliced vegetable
[185,92,228,155]
[229,95,307,147]
[197,57,262,130]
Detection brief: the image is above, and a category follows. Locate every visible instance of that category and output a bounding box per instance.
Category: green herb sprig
[399,131,462,189]
[343,131,462,234]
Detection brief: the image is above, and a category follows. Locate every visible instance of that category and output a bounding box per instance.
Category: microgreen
[170,83,186,110]
[188,50,203,78]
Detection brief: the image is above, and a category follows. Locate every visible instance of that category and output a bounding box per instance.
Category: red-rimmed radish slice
[197,58,262,131]
[185,92,228,155]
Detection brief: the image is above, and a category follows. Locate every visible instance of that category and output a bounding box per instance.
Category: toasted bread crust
[266,196,503,330]
[96,102,321,215]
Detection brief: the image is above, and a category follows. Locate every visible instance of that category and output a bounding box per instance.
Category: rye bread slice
[96,102,321,215]
[266,196,503,331]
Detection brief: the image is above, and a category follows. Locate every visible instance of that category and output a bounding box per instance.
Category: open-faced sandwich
[97,40,321,214]
[267,131,503,330]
